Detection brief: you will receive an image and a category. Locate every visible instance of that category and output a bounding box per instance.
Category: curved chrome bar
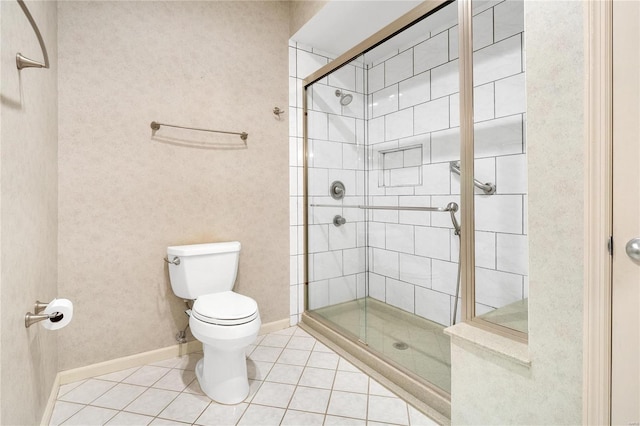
[16,0,50,70]
[449,161,496,195]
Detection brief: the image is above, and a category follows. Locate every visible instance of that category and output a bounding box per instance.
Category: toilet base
[196,345,249,404]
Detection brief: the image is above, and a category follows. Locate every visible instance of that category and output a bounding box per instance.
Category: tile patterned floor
[50,326,440,426]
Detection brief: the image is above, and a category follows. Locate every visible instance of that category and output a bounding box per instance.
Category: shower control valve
[333,215,347,227]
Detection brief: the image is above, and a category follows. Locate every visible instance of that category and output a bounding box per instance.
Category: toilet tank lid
[167,241,241,256]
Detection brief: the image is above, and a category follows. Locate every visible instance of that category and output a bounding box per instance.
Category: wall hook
[273,107,285,119]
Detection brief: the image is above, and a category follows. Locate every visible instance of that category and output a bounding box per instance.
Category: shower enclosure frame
[301,0,527,402]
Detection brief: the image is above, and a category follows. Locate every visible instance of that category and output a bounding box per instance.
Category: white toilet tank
[166,241,241,300]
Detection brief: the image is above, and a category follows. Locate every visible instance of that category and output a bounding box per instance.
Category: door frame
[584,0,613,423]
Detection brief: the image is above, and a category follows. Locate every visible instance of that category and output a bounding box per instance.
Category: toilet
[166,241,260,404]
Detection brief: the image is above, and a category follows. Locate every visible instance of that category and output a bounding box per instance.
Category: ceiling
[290,1,423,59]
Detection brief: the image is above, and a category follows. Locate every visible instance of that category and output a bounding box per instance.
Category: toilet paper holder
[25,300,64,328]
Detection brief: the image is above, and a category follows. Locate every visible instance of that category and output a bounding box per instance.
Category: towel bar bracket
[16,0,50,70]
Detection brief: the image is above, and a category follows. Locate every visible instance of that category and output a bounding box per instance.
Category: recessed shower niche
[300,0,528,415]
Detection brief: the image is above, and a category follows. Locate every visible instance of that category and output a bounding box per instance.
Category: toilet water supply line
[176,300,192,344]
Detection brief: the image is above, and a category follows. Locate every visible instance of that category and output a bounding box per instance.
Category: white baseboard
[40,373,61,426]
[40,318,291,424]
[58,340,203,385]
[258,318,290,335]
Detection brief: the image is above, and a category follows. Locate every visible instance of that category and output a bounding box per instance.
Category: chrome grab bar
[449,161,496,195]
[16,0,50,70]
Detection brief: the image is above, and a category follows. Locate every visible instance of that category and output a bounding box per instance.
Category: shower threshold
[301,298,451,423]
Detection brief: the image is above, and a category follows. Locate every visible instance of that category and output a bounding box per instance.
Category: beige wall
[450,2,586,424]
[57,1,290,370]
[289,0,328,37]
[0,0,59,424]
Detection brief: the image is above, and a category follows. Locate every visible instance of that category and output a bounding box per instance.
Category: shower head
[335,89,353,106]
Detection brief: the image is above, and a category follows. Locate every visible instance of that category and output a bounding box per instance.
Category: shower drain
[392,341,409,350]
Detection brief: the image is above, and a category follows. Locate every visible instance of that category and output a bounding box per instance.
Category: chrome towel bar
[311,202,461,234]
[310,203,454,212]
[16,0,50,70]
[150,121,248,141]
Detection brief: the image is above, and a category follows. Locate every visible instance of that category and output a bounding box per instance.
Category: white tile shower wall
[289,43,367,324]
[290,0,527,328]
[365,0,527,327]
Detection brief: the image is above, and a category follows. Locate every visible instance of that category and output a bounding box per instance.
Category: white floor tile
[95,367,140,383]
[369,379,397,398]
[194,402,247,426]
[323,415,367,425]
[249,346,283,363]
[286,336,316,351]
[312,341,334,353]
[61,405,118,425]
[251,381,296,408]
[183,377,205,395]
[265,363,304,385]
[408,405,440,426]
[260,334,292,348]
[281,409,325,426]
[307,351,340,370]
[272,326,297,336]
[152,369,196,392]
[337,358,360,373]
[124,388,180,417]
[327,391,368,419]
[293,328,312,338]
[157,392,210,424]
[367,395,409,425]
[237,404,285,426]
[50,326,441,426]
[49,401,84,426]
[247,360,273,381]
[277,348,311,366]
[91,383,147,410]
[57,381,86,398]
[149,418,190,425]
[174,353,201,371]
[333,370,369,394]
[59,379,116,405]
[288,386,331,414]
[244,379,262,403]
[149,357,182,369]
[298,366,336,389]
[121,366,171,387]
[105,411,154,425]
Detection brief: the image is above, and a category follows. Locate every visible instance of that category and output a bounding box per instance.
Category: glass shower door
[305,0,462,395]
[305,56,369,343]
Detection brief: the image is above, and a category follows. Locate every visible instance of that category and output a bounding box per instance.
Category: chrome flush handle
[164,256,181,266]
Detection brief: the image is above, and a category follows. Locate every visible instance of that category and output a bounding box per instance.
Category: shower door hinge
[608,236,613,256]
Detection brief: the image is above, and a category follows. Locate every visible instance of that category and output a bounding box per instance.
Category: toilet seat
[192,291,258,326]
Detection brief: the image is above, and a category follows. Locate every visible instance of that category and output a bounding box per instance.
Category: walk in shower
[301,0,528,405]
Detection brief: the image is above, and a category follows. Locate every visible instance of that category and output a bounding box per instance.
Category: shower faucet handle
[333,215,347,227]
[330,181,345,200]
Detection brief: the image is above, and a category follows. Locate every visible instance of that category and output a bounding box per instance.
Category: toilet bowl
[166,242,260,404]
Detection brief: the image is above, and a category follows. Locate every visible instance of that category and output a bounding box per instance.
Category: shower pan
[299,0,528,416]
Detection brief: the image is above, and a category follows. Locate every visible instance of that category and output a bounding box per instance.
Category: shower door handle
[625,238,640,261]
